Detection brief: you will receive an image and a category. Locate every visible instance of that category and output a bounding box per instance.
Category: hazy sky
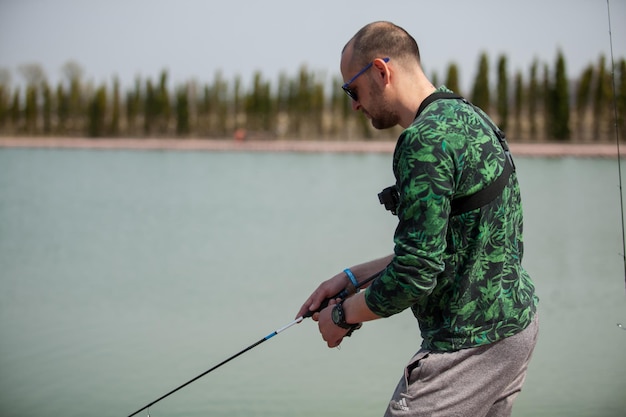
[1,0,625,92]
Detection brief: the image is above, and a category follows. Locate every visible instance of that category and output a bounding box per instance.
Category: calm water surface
[0,148,625,417]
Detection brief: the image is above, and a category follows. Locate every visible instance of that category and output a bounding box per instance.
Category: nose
[351,99,361,111]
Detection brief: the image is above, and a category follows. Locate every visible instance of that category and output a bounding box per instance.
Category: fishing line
[126,271,381,417]
[606,0,625,289]
[606,0,626,330]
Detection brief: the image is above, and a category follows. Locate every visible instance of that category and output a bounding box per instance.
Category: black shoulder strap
[450,160,513,216]
[417,91,515,216]
[415,91,463,119]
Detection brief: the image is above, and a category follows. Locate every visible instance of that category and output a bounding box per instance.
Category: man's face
[341,48,400,130]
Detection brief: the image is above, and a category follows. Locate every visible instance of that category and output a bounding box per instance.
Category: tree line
[0,51,624,142]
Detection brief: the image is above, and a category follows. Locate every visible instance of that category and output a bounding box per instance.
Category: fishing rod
[606,0,626,331]
[126,271,381,417]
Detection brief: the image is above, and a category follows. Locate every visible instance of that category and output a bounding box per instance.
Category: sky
[1,0,625,93]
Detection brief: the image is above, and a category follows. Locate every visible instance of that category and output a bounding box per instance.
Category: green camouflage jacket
[364,86,538,351]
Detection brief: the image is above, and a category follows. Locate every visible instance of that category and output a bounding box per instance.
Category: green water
[0,148,624,417]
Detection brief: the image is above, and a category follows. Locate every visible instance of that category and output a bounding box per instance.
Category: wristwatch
[331,300,354,329]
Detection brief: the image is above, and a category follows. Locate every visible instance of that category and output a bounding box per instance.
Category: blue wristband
[343,268,359,292]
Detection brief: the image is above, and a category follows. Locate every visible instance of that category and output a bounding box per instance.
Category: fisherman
[296,21,539,417]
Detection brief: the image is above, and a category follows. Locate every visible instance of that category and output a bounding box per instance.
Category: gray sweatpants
[384,314,539,417]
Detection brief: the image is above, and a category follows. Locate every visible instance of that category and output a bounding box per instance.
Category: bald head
[343,21,421,70]
[340,21,435,129]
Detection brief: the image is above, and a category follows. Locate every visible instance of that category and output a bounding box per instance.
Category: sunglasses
[342,57,390,101]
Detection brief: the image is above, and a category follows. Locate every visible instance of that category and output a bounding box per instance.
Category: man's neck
[399,83,437,128]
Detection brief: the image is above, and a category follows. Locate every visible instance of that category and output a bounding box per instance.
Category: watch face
[331,303,351,329]
[331,304,342,324]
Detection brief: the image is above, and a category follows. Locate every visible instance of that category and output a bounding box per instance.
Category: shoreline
[0,137,621,158]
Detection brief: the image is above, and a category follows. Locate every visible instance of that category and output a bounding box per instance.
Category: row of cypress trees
[442,52,626,142]
[0,51,624,142]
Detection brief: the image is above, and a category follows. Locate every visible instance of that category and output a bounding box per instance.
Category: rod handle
[301,289,348,318]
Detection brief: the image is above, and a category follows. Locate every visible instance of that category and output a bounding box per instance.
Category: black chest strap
[379,91,516,217]
[449,158,513,216]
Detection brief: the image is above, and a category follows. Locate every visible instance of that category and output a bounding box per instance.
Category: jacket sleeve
[364,125,456,317]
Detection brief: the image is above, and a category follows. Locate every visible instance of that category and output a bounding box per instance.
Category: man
[296,21,539,416]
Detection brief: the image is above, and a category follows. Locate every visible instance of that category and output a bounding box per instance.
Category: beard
[365,81,400,130]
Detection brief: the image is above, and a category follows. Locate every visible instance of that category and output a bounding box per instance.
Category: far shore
[0,137,622,158]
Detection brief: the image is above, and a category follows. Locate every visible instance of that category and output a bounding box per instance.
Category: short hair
[345,21,421,68]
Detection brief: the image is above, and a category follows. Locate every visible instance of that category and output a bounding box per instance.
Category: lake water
[0,147,625,417]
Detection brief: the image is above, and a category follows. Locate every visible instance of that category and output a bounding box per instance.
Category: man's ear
[372,57,392,86]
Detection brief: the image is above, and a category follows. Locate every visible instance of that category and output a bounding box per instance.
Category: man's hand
[296,272,348,319]
[317,299,350,348]
[296,256,391,320]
